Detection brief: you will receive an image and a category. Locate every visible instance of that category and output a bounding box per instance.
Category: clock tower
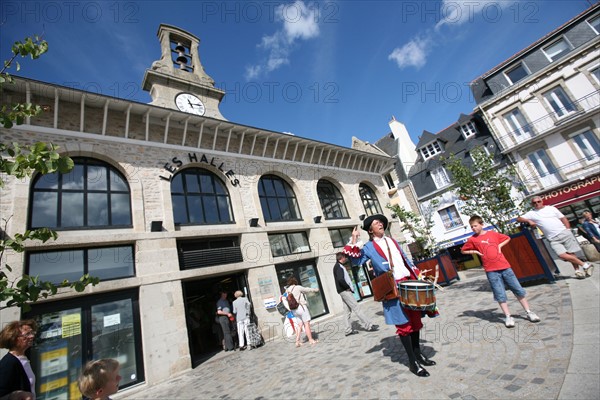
[142,24,226,120]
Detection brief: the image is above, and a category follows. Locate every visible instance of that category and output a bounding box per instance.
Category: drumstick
[433,265,443,291]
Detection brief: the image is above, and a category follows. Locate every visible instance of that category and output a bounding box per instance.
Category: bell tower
[142,24,226,120]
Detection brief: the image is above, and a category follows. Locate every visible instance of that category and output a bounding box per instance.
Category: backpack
[287,286,299,310]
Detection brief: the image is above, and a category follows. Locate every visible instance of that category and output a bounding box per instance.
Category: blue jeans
[486,268,526,303]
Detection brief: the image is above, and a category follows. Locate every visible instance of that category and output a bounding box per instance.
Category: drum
[398,280,436,311]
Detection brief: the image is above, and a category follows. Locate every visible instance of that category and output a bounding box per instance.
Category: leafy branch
[388,200,439,260]
[444,148,525,234]
[1,35,98,310]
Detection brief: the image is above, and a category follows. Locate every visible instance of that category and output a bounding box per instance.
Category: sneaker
[575,270,585,279]
[345,330,359,336]
[505,316,515,328]
[367,324,379,332]
[583,263,594,277]
[527,311,541,323]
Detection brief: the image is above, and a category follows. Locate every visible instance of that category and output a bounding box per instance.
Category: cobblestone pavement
[121,268,599,400]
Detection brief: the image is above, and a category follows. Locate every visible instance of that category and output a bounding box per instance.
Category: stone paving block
[119,273,598,400]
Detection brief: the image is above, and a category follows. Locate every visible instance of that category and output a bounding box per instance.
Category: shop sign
[538,174,600,206]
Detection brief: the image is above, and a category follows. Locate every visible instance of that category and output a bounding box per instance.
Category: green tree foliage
[1,36,98,311]
[1,36,49,128]
[444,148,525,234]
[388,200,439,260]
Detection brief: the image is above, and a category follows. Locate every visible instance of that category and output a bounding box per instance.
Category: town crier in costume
[344,214,436,377]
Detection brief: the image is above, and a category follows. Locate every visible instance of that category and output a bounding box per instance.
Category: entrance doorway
[182,272,249,367]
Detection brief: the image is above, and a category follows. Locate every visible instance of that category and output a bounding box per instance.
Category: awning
[440,225,496,248]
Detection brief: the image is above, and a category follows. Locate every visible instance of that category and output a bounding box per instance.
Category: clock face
[175,93,205,116]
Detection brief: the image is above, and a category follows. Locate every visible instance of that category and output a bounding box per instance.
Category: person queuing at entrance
[216,291,235,352]
[232,290,252,351]
[343,214,436,377]
[0,320,37,400]
[580,210,600,253]
[285,276,320,347]
[332,252,379,336]
[517,196,593,278]
[78,358,121,400]
[461,215,541,328]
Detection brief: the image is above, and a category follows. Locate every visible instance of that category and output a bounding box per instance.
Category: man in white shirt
[517,196,593,279]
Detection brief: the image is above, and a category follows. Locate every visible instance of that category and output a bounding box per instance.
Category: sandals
[309,340,319,345]
[295,341,303,347]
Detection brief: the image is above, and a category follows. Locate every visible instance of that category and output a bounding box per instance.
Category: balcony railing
[519,154,600,193]
[497,90,600,152]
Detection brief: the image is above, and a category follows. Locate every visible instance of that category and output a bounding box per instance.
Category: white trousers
[237,318,250,347]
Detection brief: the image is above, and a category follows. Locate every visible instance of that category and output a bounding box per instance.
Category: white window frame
[460,121,477,139]
[587,15,600,35]
[503,108,532,138]
[527,149,560,186]
[542,37,572,62]
[420,141,442,160]
[431,166,451,189]
[543,86,576,119]
[505,63,529,84]
[571,129,600,161]
[588,64,600,85]
[383,172,395,189]
[438,205,463,230]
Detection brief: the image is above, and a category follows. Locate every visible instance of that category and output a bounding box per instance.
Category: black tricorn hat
[362,214,388,231]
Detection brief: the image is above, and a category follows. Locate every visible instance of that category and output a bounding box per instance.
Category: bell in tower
[142,24,226,120]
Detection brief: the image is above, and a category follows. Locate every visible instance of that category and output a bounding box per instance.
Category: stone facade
[0,76,399,391]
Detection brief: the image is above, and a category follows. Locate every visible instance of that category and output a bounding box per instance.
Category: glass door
[354,264,373,299]
[25,290,143,399]
[276,260,328,319]
[31,308,83,400]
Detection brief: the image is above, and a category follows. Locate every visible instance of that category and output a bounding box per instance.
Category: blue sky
[0,0,595,147]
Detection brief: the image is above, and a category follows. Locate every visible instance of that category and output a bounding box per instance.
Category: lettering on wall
[158,153,240,186]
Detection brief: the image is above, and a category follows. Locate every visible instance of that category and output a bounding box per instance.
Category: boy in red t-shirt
[461,215,541,328]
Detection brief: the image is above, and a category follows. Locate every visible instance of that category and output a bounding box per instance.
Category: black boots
[412,331,436,366]
[399,335,430,377]
[414,348,436,366]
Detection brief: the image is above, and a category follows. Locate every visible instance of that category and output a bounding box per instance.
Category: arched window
[29,158,132,229]
[258,175,301,222]
[171,168,234,225]
[317,179,349,220]
[359,183,383,216]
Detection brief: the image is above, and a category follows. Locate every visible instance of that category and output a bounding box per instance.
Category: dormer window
[431,167,451,189]
[505,63,529,84]
[587,15,600,34]
[543,38,572,62]
[420,141,443,160]
[460,121,477,139]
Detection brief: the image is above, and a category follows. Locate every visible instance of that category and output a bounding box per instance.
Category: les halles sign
[159,153,239,186]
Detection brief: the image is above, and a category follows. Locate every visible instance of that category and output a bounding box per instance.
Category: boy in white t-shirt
[517,196,592,279]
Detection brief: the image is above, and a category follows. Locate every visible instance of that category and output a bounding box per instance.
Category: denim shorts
[486,268,526,303]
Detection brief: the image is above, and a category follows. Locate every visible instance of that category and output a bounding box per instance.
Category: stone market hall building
[0,25,398,397]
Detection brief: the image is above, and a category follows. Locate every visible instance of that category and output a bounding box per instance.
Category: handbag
[371,270,399,302]
[276,294,289,316]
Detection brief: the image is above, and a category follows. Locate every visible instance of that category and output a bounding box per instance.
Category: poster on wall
[61,313,81,338]
[39,340,68,377]
[258,276,277,309]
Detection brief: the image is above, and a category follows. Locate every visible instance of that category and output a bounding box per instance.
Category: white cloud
[389,0,513,70]
[388,36,431,70]
[435,0,512,29]
[279,0,320,41]
[245,1,320,80]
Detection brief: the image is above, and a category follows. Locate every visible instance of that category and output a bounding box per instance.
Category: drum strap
[373,238,419,280]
